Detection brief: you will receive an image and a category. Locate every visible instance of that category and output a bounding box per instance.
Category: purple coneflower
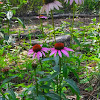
[50,43,74,57]
[0,2,3,4]
[40,0,63,15]
[65,0,84,5]
[28,44,49,60]
[36,15,48,19]
[1,67,10,72]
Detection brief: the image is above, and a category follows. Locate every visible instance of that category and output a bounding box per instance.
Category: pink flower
[28,44,49,60]
[0,2,3,4]
[50,43,74,57]
[64,0,84,5]
[40,0,63,15]
[36,15,48,19]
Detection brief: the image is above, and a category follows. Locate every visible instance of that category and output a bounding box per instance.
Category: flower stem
[34,69,38,96]
[70,2,75,46]
[39,60,43,78]
[72,2,75,33]
[99,6,100,23]
[39,60,44,92]
[59,57,62,100]
[57,76,59,93]
[56,76,59,93]
[8,20,10,35]
[40,18,45,38]
[51,10,56,42]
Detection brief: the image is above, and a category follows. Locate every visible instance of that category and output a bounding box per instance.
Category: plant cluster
[0,0,100,100]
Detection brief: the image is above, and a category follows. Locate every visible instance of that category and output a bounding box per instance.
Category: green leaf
[4,35,9,40]
[67,66,80,82]
[95,0,99,2]
[45,92,60,100]
[61,93,68,100]
[63,65,68,78]
[36,95,46,100]
[12,17,25,28]
[0,75,17,88]
[37,71,44,75]
[39,72,59,82]
[42,57,53,62]
[48,72,59,80]
[65,79,80,94]
[52,65,59,72]
[39,77,50,82]
[7,89,17,100]
[40,85,52,89]
[73,57,80,66]
[54,55,59,65]
[0,96,5,100]
[73,36,80,46]
[24,86,35,95]
[80,78,89,83]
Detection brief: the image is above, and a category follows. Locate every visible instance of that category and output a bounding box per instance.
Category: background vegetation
[2,0,100,16]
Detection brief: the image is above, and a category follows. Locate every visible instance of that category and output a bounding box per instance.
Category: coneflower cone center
[33,44,42,52]
[43,0,55,4]
[39,15,44,17]
[54,43,64,50]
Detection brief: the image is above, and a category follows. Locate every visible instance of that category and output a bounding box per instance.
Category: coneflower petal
[42,51,45,56]
[64,47,74,51]
[37,53,40,60]
[45,4,49,15]
[40,6,45,14]
[28,49,33,55]
[37,51,42,57]
[64,0,68,3]
[70,0,74,5]
[79,0,83,4]
[53,3,59,10]
[79,0,82,4]
[49,3,54,11]
[54,50,57,57]
[75,0,78,4]
[51,48,55,51]
[54,1,63,8]
[33,53,36,59]
[50,50,57,56]
[42,48,49,52]
[58,50,62,57]
[40,44,43,47]
[61,49,69,57]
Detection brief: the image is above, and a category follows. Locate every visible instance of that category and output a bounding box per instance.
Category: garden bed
[0,16,100,100]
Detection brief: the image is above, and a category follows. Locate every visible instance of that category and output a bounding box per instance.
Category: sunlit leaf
[12,17,25,28]
[6,10,13,20]
[73,36,80,46]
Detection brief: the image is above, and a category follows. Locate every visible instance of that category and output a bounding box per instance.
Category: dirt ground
[10,16,99,32]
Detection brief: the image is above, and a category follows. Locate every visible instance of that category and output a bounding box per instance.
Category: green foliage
[0,0,100,99]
